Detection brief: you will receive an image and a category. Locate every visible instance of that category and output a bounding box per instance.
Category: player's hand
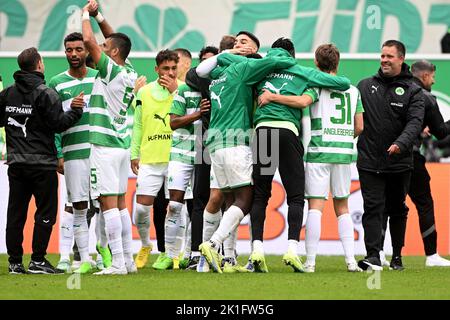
[387,144,401,155]
[87,0,99,16]
[70,92,85,109]
[422,126,431,137]
[230,46,256,56]
[199,99,210,114]
[258,89,274,107]
[131,158,140,175]
[159,75,178,94]
[57,158,64,175]
[133,76,147,94]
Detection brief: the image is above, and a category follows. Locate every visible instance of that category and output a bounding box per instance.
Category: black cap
[236,31,260,50]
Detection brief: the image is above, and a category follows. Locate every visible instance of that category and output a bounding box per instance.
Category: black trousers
[250,127,305,241]
[6,166,58,264]
[382,152,437,256]
[191,160,211,251]
[153,184,169,253]
[359,169,411,259]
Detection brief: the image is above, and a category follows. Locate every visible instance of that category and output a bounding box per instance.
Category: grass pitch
[1,254,450,300]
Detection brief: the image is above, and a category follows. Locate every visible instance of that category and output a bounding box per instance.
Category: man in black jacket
[356,40,425,271]
[381,60,450,267]
[0,47,83,274]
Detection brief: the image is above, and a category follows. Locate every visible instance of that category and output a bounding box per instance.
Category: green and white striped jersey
[89,52,137,149]
[305,85,364,164]
[170,84,201,164]
[48,67,98,161]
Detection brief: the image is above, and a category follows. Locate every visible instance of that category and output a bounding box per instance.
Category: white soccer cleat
[379,251,390,267]
[425,254,450,267]
[71,260,81,270]
[196,255,210,273]
[93,265,128,275]
[304,263,315,273]
[126,261,138,274]
[347,261,363,272]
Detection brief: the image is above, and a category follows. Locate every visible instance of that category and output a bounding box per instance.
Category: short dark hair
[17,47,41,72]
[382,40,406,58]
[271,37,295,58]
[155,49,179,66]
[199,46,219,60]
[64,32,83,47]
[107,33,132,60]
[236,31,260,49]
[219,35,236,52]
[315,43,340,73]
[174,48,192,60]
[411,60,436,77]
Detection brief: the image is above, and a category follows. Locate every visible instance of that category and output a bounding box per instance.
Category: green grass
[1,254,450,299]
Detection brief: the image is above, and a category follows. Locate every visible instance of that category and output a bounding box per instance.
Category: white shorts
[210,165,219,189]
[64,158,90,203]
[90,145,129,198]
[305,162,351,200]
[167,161,194,192]
[136,163,169,198]
[210,145,253,190]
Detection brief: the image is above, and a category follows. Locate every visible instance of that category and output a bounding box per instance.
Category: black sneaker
[390,256,405,271]
[221,257,237,268]
[28,259,64,274]
[186,255,200,270]
[358,256,383,271]
[9,263,27,274]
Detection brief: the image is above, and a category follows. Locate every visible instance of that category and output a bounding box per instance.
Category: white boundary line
[0,51,449,60]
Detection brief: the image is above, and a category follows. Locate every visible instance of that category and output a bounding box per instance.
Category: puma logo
[371,85,379,94]
[211,86,225,109]
[8,117,29,138]
[154,113,169,126]
[263,81,288,94]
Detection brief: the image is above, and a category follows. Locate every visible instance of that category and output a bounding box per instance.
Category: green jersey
[170,84,202,164]
[305,85,364,164]
[89,52,137,149]
[48,68,98,161]
[206,48,296,153]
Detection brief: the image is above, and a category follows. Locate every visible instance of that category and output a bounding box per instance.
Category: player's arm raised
[87,0,114,38]
[81,2,102,64]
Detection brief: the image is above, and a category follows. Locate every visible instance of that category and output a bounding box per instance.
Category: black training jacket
[0,71,82,169]
[356,63,425,173]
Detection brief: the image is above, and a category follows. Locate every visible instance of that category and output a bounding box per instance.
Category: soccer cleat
[135,244,153,269]
[71,260,81,270]
[282,252,305,273]
[186,255,200,270]
[73,261,92,274]
[93,265,127,275]
[303,263,315,273]
[199,241,222,273]
[379,250,390,267]
[96,259,105,270]
[126,261,138,274]
[425,254,450,267]
[173,257,180,270]
[28,259,64,274]
[243,259,255,273]
[56,259,72,273]
[153,255,173,270]
[389,256,404,271]
[96,244,112,268]
[9,263,27,274]
[347,261,363,272]
[196,255,210,273]
[179,258,189,270]
[358,257,383,271]
[221,257,237,268]
[250,251,269,273]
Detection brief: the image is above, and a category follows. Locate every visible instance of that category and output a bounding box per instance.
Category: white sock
[134,203,151,247]
[94,215,102,262]
[224,227,237,258]
[305,209,322,265]
[191,251,201,257]
[184,218,192,260]
[252,239,264,254]
[98,210,108,248]
[211,206,244,246]
[175,203,188,258]
[120,208,133,265]
[103,208,124,268]
[338,213,356,263]
[73,208,89,262]
[59,211,73,261]
[288,239,299,255]
[165,201,183,258]
[203,209,222,242]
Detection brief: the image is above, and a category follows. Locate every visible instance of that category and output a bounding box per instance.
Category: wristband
[82,11,90,21]
[95,12,105,23]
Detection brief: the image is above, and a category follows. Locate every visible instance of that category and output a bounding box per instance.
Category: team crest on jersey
[395,87,405,96]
